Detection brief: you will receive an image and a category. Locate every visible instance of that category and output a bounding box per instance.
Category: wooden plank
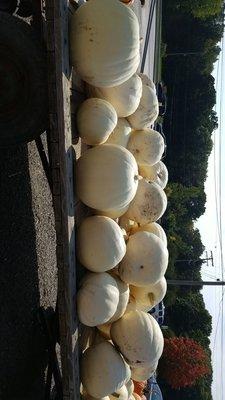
[45,1,80,399]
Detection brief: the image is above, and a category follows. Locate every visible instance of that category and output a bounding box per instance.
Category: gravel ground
[0,138,57,400]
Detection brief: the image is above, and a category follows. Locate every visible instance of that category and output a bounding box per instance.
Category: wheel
[0,12,48,147]
[0,0,18,14]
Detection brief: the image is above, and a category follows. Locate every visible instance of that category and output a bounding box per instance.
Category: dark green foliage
[159,1,224,399]
[166,292,212,337]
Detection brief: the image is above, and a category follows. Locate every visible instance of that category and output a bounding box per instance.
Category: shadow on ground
[0,144,47,400]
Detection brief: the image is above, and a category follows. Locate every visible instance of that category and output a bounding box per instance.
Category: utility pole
[175,251,214,267]
[205,250,214,267]
[167,280,224,287]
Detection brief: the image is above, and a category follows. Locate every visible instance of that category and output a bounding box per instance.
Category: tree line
[159,0,224,399]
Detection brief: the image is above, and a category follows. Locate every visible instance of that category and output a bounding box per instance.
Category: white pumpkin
[109,385,129,400]
[127,129,165,167]
[81,341,131,398]
[131,363,158,381]
[138,73,156,92]
[111,311,164,367]
[130,222,167,246]
[119,231,168,286]
[77,272,120,326]
[77,98,117,145]
[96,204,129,219]
[139,161,168,189]
[77,216,126,273]
[127,85,159,130]
[87,74,142,117]
[76,144,139,212]
[70,0,140,87]
[130,277,167,312]
[108,276,130,323]
[106,119,132,148]
[125,179,167,225]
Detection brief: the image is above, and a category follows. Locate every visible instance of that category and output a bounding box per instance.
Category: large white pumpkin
[77,216,126,273]
[76,144,139,212]
[127,129,165,167]
[125,179,167,225]
[131,363,158,381]
[87,74,142,117]
[130,277,167,312]
[139,161,168,189]
[108,276,130,323]
[77,272,120,326]
[127,85,159,130]
[111,311,164,367]
[81,341,131,398]
[77,98,117,145]
[106,119,132,148]
[130,222,167,246]
[138,73,156,92]
[70,0,140,87]
[119,231,168,286]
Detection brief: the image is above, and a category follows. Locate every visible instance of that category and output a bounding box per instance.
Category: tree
[166,292,212,337]
[165,183,206,223]
[182,0,223,19]
[165,0,223,20]
[159,337,210,389]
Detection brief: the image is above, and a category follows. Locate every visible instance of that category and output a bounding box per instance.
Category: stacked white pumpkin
[70,0,168,398]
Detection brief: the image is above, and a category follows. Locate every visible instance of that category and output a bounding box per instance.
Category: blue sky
[195,42,225,399]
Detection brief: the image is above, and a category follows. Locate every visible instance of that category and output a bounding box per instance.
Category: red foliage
[159,337,210,389]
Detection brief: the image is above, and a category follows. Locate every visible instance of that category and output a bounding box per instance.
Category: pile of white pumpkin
[70,0,169,399]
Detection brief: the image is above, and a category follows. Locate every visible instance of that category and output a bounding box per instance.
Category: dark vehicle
[149,301,165,326]
[154,122,167,159]
[140,0,145,6]
[145,374,163,400]
[156,82,167,117]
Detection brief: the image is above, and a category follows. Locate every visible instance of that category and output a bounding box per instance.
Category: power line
[211,34,225,400]
[219,34,224,400]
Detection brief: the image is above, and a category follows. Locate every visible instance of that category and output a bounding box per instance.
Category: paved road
[131,0,156,79]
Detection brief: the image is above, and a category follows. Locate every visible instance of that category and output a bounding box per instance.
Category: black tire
[0,12,48,147]
[0,0,18,14]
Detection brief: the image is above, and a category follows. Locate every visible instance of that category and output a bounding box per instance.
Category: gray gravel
[0,138,57,399]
